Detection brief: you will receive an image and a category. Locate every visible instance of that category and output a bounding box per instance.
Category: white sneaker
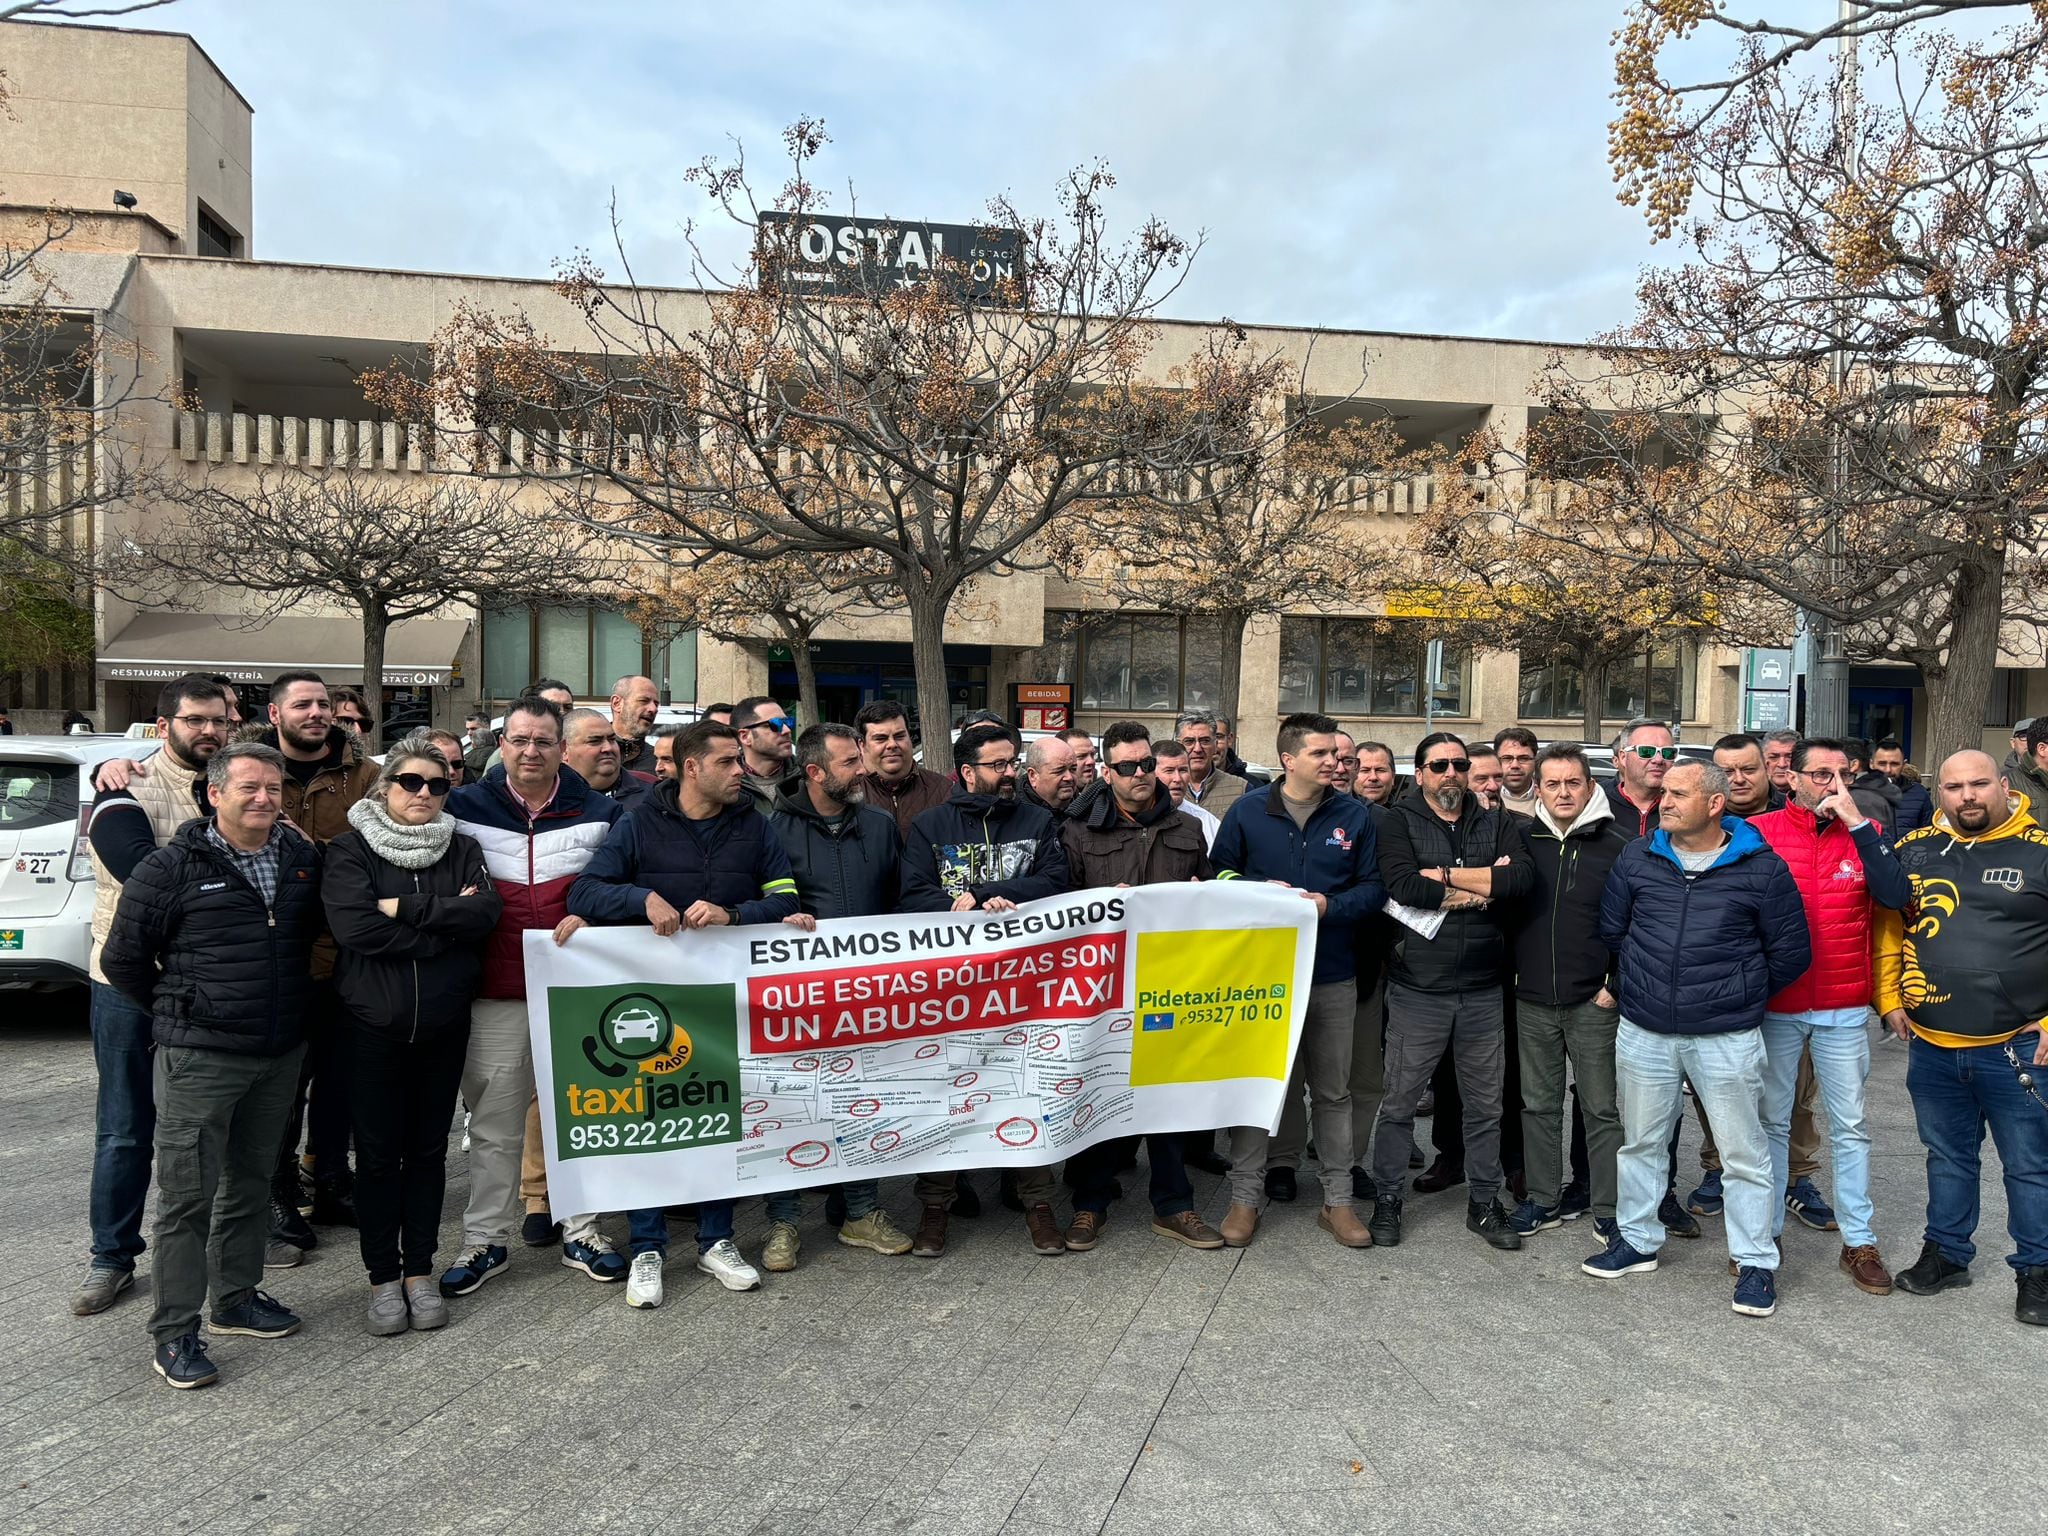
[625,1250,664,1309]
[695,1239,762,1292]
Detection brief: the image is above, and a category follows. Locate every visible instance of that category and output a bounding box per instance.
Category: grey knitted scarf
[347,794,455,870]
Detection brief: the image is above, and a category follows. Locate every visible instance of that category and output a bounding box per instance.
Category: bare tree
[1548,9,2048,756]
[371,121,1359,743]
[110,471,618,748]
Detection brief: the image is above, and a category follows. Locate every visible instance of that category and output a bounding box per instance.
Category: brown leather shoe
[911,1204,949,1259]
[1152,1211,1226,1250]
[1064,1210,1104,1251]
[1318,1204,1374,1249]
[1220,1201,1260,1247]
[1025,1203,1066,1256]
[1841,1243,1893,1295]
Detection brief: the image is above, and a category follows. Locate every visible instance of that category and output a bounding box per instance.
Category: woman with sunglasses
[323,731,502,1336]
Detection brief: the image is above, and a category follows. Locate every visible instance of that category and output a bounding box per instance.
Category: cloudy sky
[158,1,1714,344]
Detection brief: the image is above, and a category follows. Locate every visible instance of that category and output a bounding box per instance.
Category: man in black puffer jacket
[102,742,323,1390]
[768,726,903,920]
[1368,733,1535,1253]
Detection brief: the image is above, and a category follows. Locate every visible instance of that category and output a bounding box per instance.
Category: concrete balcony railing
[174,410,436,472]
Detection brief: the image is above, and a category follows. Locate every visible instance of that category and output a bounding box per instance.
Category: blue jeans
[1907,1032,2048,1272]
[1067,1135,1196,1218]
[628,1198,734,1256]
[765,1181,878,1225]
[1615,1020,1775,1269]
[88,982,157,1271]
[1762,1011,1874,1245]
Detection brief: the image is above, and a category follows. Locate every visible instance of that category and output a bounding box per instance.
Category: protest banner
[525,881,1316,1215]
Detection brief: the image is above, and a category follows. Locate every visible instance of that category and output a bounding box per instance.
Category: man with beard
[1058,722,1223,1252]
[608,674,660,778]
[1494,728,1539,818]
[1369,733,1534,1251]
[567,722,799,1302]
[761,725,915,1268]
[854,700,953,838]
[1606,718,1677,839]
[735,697,801,812]
[257,673,383,1237]
[1878,750,2048,1325]
[898,722,1072,1258]
[71,674,233,1316]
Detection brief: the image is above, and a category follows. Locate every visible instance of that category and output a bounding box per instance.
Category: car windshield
[0,762,77,832]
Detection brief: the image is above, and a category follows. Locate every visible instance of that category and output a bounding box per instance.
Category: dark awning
[97,613,469,687]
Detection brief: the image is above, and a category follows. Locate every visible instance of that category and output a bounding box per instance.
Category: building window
[482,604,696,702]
[1278,617,1469,717]
[194,204,241,260]
[1986,668,2026,727]
[1519,641,1691,724]
[1020,611,1231,714]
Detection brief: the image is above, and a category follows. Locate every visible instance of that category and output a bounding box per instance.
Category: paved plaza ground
[2,1002,2040,1534]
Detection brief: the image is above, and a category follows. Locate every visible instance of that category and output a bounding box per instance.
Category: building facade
[5,20,2042,760]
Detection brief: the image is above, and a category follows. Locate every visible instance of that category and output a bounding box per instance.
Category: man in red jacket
[1750,737,1912,1295]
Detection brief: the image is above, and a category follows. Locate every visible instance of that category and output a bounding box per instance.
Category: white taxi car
[0,733,162,992]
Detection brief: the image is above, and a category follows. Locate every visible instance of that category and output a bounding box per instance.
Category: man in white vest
[70,674,229,1317]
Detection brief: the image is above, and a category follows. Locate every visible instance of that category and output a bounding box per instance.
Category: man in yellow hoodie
[1876,750,2048,1326]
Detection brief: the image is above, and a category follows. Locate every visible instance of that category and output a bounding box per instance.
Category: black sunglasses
[392,773,452,797]
[1424,757,1471,775]
[1105,756,1157,778]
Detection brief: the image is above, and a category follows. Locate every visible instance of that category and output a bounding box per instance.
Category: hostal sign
[757,212,1024,306]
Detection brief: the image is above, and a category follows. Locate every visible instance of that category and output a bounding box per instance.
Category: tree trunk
[1580,657,1608,745]
[904,588,954,758]
[1217,609,1249,736]
[1922,553,2006,764]
[360,603,388,751]
[787,621,822,730]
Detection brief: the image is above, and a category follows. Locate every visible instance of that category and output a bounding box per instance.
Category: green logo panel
[546,983,742,1160]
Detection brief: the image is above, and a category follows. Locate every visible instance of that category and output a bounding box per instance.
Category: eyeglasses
[1424,758,1471,775]
[1105,756,1157,778]
[1800,767,1843,784]
[391,773,452,797]
[169,713,229,731]
[1630,745,1679,761]
[970,757,1019,774]
[748,716,795,733]
[502,735,561,752]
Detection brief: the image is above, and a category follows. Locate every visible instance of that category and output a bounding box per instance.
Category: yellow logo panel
[1130,927,1298,1085]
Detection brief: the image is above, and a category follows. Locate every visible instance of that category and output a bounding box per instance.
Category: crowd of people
[64,669,2048,1390]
